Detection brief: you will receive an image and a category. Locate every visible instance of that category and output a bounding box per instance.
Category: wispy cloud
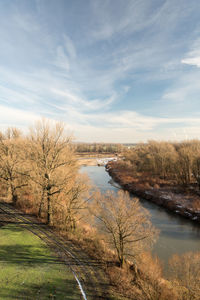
[68,111,200,142]
[0,0,200,142]
[1,99,200,143]
[181,38,200,68]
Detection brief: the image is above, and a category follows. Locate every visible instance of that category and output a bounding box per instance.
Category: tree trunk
[12,193,18,204]
[119,256,124,268]
[47,192,52,225]
[38,189,45,217]
[119,233,124,268]
[10,184,18,204]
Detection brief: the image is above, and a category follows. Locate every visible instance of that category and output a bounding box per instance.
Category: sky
[0,0,200,143]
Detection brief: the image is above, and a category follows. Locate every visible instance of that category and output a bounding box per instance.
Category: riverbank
[106,161,200,224]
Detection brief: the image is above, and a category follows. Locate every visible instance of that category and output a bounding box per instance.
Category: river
[81,165,200,269]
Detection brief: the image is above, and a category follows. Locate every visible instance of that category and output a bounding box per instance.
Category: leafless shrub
[168,251,200,300]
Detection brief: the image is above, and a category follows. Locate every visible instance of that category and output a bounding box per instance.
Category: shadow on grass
[0,277,81,299]
[0,244,65,266]
[0,225,63,266]
[0,225,81,299]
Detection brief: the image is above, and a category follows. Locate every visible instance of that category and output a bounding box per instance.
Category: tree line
[124,140,200,189]
[75,142,124,153]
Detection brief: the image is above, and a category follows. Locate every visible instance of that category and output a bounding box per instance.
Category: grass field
[0,224,81,299]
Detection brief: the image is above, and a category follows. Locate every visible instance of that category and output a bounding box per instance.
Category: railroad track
[0,201,111,300]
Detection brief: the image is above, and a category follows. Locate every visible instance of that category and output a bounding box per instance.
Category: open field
[0,223,80,299]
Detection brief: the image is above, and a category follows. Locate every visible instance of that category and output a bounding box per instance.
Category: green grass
[0,224,81,299]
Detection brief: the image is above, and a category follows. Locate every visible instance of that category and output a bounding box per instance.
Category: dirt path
[0,201,112,300]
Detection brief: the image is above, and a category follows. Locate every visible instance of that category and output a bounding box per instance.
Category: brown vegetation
[75,142,124,154]
[90,190,158,268]
[106,140,200,223]
[0,127,199,299]
[168,251,200,300]
[0,121,88,230]
[0,128,28,204]
[123,140,200,191]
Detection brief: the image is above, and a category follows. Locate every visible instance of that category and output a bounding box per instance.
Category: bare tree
[0,128,27,203]
[191,143,200,189]
[175,145,193,186]
[124,141,178,180]
[192,157,200,190]
[91,190,158,267]
[53,173,89,231]
[27,119,77,225]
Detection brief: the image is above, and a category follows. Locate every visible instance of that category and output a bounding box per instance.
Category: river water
[81,165,200,268]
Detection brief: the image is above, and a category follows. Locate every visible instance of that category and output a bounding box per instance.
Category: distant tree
[147,141,177,179]
[75,142,124,154]
[175,145,194,186]
[190,142,200,189]
[91,190,158,267]
[192,157,200,190]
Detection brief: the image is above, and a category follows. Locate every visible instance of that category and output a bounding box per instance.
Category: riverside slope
[106,161,200,224]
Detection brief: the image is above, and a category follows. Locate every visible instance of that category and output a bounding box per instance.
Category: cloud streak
[0,0,200,142]
[181,38,200,68]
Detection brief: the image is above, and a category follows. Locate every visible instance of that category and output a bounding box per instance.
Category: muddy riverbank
[106,161,200,224]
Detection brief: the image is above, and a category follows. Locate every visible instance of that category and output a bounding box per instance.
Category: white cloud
[71,121,200,143]
[1,102,200,143]
[0,105,39,129]
[161,68,200,104]
[181,38,200,68]
[60,109,200,142]
[182,57,200,68]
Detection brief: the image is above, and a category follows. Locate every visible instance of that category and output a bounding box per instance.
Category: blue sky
[0,0,200,142]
